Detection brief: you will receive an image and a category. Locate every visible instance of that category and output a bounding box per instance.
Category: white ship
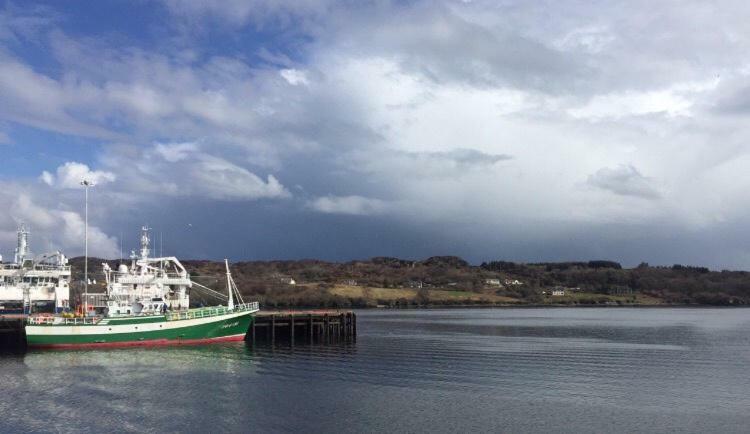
[0,224,71,313]
[100,225,192,316]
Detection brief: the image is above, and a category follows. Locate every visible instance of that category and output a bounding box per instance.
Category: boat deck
[165,302,259,321]
[25,302,261,327]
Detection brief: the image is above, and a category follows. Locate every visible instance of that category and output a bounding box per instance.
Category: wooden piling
[290,314,295,346]
[252,310,356,346]
[271,314,275,345]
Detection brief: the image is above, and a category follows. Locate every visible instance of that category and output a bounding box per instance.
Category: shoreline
[270,303,750,310]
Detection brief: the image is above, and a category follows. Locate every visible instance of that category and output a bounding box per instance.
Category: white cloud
[154,142,199,162]
[567,79,719,120]
[56,210,118,258]
[0,57,117,139]
[351,148,512,180]
[280,69,309,86]
[187,155,290,200]
[0,191,118,258]
[309,195,389,215]
[39,171,54,185]
[0,4,60,43]
[96,142,291,201]
[162,0,333,27]
[554,26,615,54]
[40,162,116,189]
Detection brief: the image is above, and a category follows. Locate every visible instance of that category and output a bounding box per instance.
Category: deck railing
[27,316,98,325]
[165,302,259,321]
[27,302,259,325]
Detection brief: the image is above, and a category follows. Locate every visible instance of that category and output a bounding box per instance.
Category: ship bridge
[0,225,71,313]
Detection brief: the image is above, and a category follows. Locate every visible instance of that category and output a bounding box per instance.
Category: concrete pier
[0,315,26,348]
[251,310,356,345]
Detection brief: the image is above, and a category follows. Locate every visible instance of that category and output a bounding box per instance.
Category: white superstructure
[0,224,71,313]
[101,226,191,316]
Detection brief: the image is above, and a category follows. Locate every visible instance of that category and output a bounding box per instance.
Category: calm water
[1,308,749,433]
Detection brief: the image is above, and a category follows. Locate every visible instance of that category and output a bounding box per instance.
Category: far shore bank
[67,256,750,310]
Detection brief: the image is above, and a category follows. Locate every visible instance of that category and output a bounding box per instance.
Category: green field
[541,292,664,305]
[330,285,521,305]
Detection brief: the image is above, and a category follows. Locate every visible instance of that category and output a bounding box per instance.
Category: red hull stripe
[28,333,246,350]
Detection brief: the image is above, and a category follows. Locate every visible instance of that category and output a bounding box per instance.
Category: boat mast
[140,226,150,260]
[14,223,29,264]
[80,179,95,315]
[225,259,234,310]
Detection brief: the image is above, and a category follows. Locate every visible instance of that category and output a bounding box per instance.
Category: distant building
[504,279,523,286]
[485,278,502,286]
[342,279,358,286]
[279,277,296,285]
[551,289,565,296]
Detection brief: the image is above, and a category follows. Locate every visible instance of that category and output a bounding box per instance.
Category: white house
[485,278,502,286]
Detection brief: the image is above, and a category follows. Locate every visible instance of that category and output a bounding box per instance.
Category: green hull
[26,311,254,348]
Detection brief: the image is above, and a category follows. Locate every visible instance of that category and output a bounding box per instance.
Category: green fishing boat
[26,227,259,349]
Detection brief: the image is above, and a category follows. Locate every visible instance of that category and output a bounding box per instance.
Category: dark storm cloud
[587,165,660,200]
[3,1,750,269]
[324,2,591,94]
[713,83,750,114]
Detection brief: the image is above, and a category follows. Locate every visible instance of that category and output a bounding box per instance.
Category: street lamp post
[81,179,95,315]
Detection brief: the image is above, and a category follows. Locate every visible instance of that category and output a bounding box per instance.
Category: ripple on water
[2,308,750,433]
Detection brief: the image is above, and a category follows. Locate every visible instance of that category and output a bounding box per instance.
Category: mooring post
[309,314,313,343]
[271,314,276,345]
[339,313,345,339]
[343,313,348,338]
[290,314,295,346]
[346,313,351,338]
[324,314,329,342]
[349,312,354,338]
[352,312,357,340]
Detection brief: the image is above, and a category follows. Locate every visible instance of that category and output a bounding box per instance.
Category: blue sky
[2,0,750,269]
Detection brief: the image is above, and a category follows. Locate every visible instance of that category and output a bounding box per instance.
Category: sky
[1,0,750,269]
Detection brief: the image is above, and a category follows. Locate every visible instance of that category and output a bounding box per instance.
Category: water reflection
[1,308,749,433]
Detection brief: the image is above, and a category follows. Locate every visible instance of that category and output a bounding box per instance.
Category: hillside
[67,256,750,308]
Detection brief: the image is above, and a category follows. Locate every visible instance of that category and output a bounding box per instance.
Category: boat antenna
[140,225,151,259]
[80,179,95,315]
[225,259,234,310]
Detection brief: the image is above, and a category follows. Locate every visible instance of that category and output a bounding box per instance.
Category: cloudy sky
[1,0,750,269]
